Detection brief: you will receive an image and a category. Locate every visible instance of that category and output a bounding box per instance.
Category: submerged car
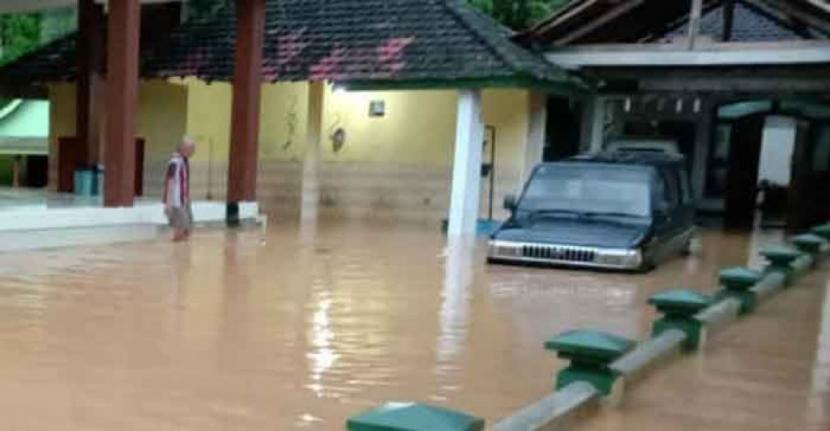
[488,152,695,271]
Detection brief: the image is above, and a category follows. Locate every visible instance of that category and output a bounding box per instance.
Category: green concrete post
[812,223,830,241]
[792,233,825,258]
[760,246,804,284]
[545,329,636,395]
[648,289,711,351]
[715,267,762,314]
[347,402,484,431]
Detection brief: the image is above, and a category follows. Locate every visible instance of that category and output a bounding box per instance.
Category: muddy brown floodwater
[0,221,824,430]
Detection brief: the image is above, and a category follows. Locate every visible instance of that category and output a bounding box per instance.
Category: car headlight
[488,241,521,257]
[596,249,642,268]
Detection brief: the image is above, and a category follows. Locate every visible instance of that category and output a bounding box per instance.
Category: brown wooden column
[104,0,141,207]
[76,0,103,166]
[227,0,265,223]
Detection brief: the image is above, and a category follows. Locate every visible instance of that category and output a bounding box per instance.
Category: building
[521,0,830,229]
[0,0,584,235]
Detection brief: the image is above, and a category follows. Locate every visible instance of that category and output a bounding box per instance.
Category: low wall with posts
[343,223,830,431]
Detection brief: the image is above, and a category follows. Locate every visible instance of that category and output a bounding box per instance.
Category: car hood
[494,219,649,249]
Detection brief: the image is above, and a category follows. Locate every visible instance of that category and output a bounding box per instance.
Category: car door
[650,168,682,261]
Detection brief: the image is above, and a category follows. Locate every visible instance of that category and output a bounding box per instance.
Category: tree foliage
[468,0,569,31]
[0,14,41,64]
[184,0,231,23]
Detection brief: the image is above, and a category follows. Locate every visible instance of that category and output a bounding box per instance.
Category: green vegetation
[0,14,41,65]
[0,7,76,66]
[468,0,569,30]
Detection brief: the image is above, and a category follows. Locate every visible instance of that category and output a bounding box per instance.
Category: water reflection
[436,236,475,363]
[307,294,339,397]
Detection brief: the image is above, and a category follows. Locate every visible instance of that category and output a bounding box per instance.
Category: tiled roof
[660,0,825,43]
[0,35,77,82]
[522,0,830,46]
[0,0,584,92]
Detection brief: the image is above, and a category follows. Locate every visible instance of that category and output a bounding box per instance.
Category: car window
[520,165,652,217]
[662,169,681,209]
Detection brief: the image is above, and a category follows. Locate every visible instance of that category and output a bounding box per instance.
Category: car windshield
[518,164,652,218]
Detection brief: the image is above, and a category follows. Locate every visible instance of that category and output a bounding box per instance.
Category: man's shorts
[166,204,193,231]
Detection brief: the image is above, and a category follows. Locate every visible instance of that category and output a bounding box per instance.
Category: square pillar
[692,100,714,199]
[588,96,606,153]
[448,89,484,237]
[227,0,265,222]
[520,91,547,186]
[301,81,325,224]
[103,0,140,207]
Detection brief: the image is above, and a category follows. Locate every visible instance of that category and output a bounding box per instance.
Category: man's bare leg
[172,229,187,242]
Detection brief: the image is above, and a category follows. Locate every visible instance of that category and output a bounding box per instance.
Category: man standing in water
[163,136,196,241]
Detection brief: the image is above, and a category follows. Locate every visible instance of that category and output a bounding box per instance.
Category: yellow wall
[181,78,232,164]
[47,83,77,189]
[181,78,310,164]
[322,88,458,165]
[321,87,529,173]
[139,80,188,159]
[482,89,529,179]
[177,80,530,173]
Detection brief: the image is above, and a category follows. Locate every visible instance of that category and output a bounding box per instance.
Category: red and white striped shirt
[163,152,189,208]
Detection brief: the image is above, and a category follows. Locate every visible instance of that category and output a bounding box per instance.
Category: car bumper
[487,240,643,270]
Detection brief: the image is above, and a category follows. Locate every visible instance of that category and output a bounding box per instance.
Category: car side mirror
[503,194,517,211]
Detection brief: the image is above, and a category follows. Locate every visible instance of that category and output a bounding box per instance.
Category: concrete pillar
[301,81,325,224]
[520,91,547,186]
[103,0,140,207]
[227,0,265,221]
[448,89,484,237]
[589,96,606,153]
[692,100,714,199]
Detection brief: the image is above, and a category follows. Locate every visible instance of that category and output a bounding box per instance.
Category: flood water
[0,221,825,430]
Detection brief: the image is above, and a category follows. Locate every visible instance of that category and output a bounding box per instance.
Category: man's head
[179,135,196,158]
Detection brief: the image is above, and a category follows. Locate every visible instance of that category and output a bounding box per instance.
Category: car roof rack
[568,151,686,167]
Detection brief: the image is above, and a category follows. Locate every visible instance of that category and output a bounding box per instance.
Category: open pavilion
[0,0,585,239]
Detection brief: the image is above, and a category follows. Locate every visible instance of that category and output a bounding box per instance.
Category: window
[662,169,681,209]
[521,165,652,217]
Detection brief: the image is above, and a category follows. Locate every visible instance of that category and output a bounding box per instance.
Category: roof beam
[687,0,704,49]
[553,0,645,46]
[545,43,830,67]
[806,0,830,14]
[722,0,735,42]
[748,0,830,36]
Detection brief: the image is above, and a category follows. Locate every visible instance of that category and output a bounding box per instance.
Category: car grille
[521,245,596,263]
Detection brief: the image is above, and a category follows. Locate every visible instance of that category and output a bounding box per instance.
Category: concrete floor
[0,221,824,430]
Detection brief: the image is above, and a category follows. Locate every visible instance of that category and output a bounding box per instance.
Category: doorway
[543,97,582,161]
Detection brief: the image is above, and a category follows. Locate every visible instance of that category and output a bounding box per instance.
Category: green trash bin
[347,402,484,431]
[648,288,711,350]
[73,169,95,196]
[545,329,636,395]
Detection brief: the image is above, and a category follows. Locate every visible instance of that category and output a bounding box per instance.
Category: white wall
[757,116,796,186]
